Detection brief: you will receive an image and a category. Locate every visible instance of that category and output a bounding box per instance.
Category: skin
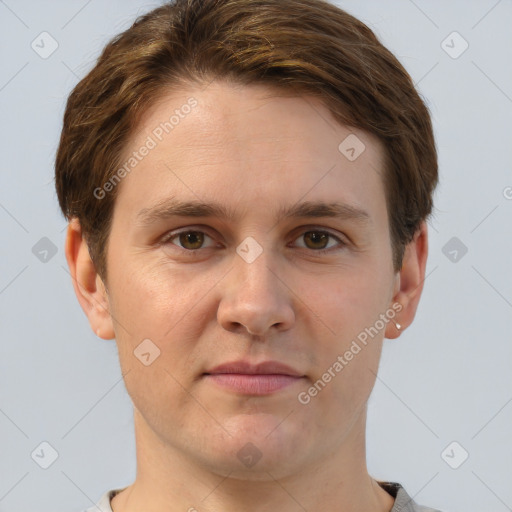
[66,80,428,512]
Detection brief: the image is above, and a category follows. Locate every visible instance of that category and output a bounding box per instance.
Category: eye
[161,229,216,250]
[160,227,346,254]
[292,229,345,252]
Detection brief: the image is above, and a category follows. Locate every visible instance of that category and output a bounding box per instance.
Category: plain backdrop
[0,1,511,511]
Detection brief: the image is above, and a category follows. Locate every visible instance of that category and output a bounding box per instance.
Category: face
[101,81,400,478]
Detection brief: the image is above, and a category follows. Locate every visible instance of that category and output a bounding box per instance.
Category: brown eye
[303,231,330,250]
[162,229,215,251]
[293,229,344,253]
[178,231,205,250]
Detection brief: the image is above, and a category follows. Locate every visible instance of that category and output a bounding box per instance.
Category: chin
[191,413,313,478]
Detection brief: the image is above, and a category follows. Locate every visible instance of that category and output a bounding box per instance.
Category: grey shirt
[83,481,442,511]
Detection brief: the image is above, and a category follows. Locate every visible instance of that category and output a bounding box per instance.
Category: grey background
[0,1,511,511]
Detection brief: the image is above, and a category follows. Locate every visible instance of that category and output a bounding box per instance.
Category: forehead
[113,80,387,223]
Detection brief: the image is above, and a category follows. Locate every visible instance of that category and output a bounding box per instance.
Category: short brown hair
[55,0,438,281]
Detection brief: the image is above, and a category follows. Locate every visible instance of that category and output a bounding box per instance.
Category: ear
[65,218,115,340]
[385,221,429,339]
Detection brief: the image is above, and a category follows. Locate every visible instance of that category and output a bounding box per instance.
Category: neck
[111,407,394,512]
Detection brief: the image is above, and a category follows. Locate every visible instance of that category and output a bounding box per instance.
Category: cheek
[107,264,207,426]
[299,263,392,343]
[107,258,225,396]
[294,264,392,403]
[109,259,208,338]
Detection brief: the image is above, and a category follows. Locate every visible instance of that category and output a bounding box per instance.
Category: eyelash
[159,226,347,255]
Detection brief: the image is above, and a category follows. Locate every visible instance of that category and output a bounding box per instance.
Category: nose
[217,247,295,337]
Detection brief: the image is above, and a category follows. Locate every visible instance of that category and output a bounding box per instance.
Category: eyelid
[159,226,218,248]
[289,225,347,252]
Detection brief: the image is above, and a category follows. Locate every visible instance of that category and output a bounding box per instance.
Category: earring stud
[394,322,401,331]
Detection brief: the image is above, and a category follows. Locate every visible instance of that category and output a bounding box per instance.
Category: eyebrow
[136,198,371,227]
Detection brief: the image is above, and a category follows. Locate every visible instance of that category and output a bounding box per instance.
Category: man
[56,1,441,510]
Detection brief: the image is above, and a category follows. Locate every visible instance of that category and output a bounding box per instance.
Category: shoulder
[81,489,122,512]
[378,481,444,512]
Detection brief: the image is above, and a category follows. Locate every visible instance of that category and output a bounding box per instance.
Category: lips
[203,360,305,395]
[204,360,304,377]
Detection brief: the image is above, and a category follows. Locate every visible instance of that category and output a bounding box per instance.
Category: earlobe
[65,218,115,340]
[385,221,429,339]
